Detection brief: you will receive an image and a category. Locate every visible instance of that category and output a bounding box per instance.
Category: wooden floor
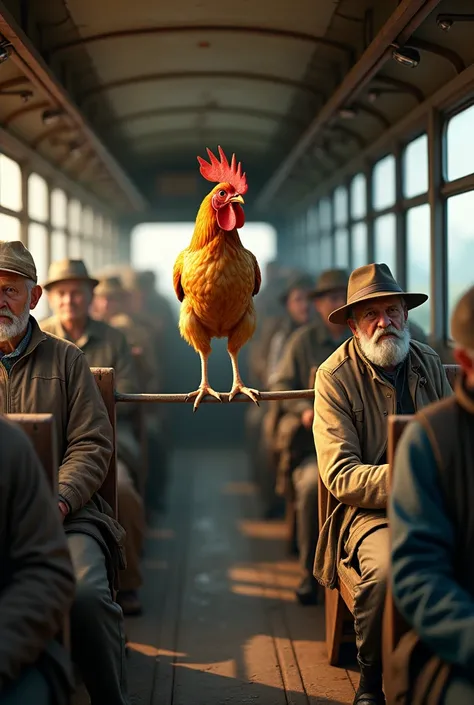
[118,447,358,705]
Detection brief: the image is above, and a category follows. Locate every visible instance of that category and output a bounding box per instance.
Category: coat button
[386,393,392,398]
[383,410,388,416]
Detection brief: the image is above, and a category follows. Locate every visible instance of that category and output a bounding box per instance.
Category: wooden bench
[91,367,118,519]
[318,363,460,665]
[5,413,71,654]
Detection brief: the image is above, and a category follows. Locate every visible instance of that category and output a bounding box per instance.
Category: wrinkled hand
[58,501,69,523]
[301,408,314,430]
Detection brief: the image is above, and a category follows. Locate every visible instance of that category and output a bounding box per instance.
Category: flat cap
[0,240,37,283]
[451,285,474,349]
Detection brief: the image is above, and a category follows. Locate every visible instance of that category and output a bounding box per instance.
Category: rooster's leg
[228,351,260,405]
[185,351,222,412]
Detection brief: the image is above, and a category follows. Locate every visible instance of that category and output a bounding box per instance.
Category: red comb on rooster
[173,145,261,410]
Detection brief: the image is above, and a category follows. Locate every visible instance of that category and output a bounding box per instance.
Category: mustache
[0,308,14,321]
[372,325,404,343]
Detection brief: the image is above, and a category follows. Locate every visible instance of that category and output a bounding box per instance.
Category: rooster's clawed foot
[185,385,222,412]
[228,384,260,406]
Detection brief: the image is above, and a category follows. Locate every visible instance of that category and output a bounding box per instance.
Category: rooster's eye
[218,190,226,197]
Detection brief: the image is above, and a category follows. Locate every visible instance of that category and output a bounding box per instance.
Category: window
[318,198,331,230]
[351,222,367,269]
[333,187,348,226]
[83,207,94,237]
[51,231,67,261]
[68,199,81,234]
[320,233,332,269]
[350,173,366,220]
[0,213,20,241]
[403,134,428,198]
[334,228,349,267]
[28,173,48,222]
[51,189,67,229]
[0,154,22,211]
[69,236,81,259]
[446,104,474,182]
[406,204,431,334]
[374,213,396,276]
[447,191,474,332]
[373,154,395,211]
[28,223,49,321]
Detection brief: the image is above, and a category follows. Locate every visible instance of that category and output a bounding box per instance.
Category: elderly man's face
[47,280,93,325]
[93,293,123,321]
[315,288,347,324]
[349,295,410,368]
[0,273,41,342]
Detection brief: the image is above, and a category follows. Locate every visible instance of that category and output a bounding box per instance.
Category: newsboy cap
[0,240,37,283]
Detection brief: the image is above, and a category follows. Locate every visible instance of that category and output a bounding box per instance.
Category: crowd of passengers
[1,239,474,705]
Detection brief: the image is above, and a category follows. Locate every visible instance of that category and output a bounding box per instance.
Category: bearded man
[313,263,452,705]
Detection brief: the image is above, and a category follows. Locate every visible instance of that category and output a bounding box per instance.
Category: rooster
[173,146,261,411]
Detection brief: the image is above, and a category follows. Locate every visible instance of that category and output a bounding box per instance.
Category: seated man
[389,284,474,705]
[0,417,75,705]
[41,259,146,616]
[268,268,349,604]
[313,263,452,705]
[0,241,129,705]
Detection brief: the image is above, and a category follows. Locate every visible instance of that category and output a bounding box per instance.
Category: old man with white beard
[312,263,452,705]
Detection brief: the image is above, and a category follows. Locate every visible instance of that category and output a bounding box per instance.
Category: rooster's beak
[230,195,245,205]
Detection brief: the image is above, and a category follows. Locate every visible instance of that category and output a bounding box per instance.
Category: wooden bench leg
[325,587,346,666]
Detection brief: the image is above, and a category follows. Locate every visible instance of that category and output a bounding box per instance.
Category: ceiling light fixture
[391,44,420,68]
[436,13,474,31]
[339,106,357,119]
[42,108,65,125]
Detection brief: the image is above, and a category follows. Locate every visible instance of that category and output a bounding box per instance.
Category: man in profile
[0,417,75,705]
[389,284,474,704]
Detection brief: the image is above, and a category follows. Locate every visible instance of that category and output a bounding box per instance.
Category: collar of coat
[44,316,102,350]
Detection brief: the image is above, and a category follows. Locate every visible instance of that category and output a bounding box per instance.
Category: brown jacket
[313,336,452,588]
[0,416,75,699]
[0,317,125,582]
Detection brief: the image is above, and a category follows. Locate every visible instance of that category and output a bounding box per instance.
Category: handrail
[115,389,315,404]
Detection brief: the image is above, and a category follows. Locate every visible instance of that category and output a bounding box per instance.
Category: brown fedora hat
[328,263,428,325]
[94,275,128,297]
[308,268,349,299]
[43,259,99,291]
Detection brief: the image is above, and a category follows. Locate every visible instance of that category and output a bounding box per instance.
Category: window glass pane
[68,199,81,234]
[446,104,474,181]
[69,235,81,258]
[28,223,49,320]
[333,187,348,226]
[51,231,67,261]
[319,198,331,230]
[51,189,67,229]
[374,213,397,277]
[351,173,366,220]
[82,240,95,271]
[447,191,474,332]
[373,154,395,211]
[334,228,348,267]
[28,173,48,222]
[0,213,20,241]
[351,222,367,269]
[83,207,94,237]
[406,204,431,334]
[403,134,428,198]
[307,207,318,239]
[0,154,22,211]
[320,233,332,269]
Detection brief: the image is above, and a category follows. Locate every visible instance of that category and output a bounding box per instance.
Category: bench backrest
[5,413,58,491]
[91,367,118,518]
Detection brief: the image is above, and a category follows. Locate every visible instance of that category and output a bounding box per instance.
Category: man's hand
[58,501,69,523]
[301,408,314,429]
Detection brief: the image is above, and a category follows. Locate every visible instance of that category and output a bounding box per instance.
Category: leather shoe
[353,689,386,705]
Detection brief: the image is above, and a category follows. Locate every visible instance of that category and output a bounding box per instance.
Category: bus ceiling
[0,0,471,221]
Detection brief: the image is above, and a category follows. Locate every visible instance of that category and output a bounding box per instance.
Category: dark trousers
[351,526,389,670]
[292,458,319,581]
[68,533,130,705]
